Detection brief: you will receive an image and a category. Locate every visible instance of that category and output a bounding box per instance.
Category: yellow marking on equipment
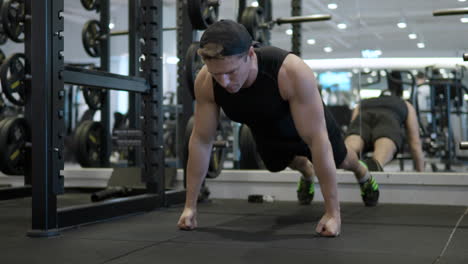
[89,135,97,143]
[11,81,20,89]
[10,149,20,160]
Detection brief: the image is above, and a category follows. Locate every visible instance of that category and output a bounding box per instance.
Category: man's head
[198,20,253,60]
[386,70,403,97]
[198,20,255,93]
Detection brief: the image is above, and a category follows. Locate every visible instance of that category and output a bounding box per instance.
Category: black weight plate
[74,120,103,167]
[1,0,24,43]
[184,42,203,99]
[240,6,268,44]
[0,21,8,45]
[206,125,227,179]
[239,124,264,169]
[187,0,219,30]
[0,117,29,175]
[181,116,225,181]
[82,86,105,110]
[0,53,26,106]
[0,49,6,64]
[81,0,99,11]
[82,20,102,58]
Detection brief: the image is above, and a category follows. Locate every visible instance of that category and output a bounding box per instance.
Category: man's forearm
[410,144,425,172]
[185,140,213,208]
[309,141,340,216]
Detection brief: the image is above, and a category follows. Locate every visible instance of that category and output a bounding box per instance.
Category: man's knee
[288,156,311,171]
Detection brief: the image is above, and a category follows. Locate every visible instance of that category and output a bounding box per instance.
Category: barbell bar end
[275,14,332,25]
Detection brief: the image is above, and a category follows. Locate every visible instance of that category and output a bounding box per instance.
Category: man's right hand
[315,212,341,237]
[177,207,198,230]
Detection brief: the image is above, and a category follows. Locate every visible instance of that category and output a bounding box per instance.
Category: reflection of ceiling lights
[109,22,115,29]
[285,29,293,35]
[397,22,407,28]
[408,33,417,39]
[461,17,468,23]
[307,39,316,45]
[324,46,333,53]
[417,42,425,48]
[458,0,466,2]
[337,23,347,29]
[328,3,338,9]
[251,1,259,7]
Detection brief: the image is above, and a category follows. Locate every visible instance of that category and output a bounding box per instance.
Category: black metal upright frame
[176,0,196,167]
[291,0,302,56]
[27,0,184,237]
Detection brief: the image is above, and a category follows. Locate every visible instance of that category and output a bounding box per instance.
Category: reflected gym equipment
[82,86,106,110]
[181,116,228,180]
[184,42,203,99]
[81,19,178,57]
[187,0,219,30]
[73,120,104,168]
[239,5,331,45]
[0,116,29,175]
[1,0,25,43]
[81,0,99,11]
[0,53,26,106]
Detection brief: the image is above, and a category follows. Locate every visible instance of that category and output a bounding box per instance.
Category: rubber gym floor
[0,193,467,264]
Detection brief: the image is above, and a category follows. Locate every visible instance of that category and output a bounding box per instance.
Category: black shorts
[346,111,405,152]
[254,109,348,172]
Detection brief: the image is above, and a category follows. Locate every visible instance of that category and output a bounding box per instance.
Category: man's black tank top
[360,95,408,124]
[213,46,338,144]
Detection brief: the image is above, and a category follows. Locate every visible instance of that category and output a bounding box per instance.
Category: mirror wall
[54,0,468,175]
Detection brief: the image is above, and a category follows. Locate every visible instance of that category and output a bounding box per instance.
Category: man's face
[205,53,251,94]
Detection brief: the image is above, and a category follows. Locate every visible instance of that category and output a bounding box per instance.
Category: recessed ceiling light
[337,23,347,29]
[251,1,259,7]
[417,42,425,48]
[408,33,417,39]
[397,22,407,28]
[109,22,115,29]
[324,46,333,53]
[307,39,316,45]
[458,0,466,2]
[461,17,468,23]
[285,29,293,35]
[328,3,338,9]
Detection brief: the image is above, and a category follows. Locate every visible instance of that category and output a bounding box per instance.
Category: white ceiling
[62,0,468,60]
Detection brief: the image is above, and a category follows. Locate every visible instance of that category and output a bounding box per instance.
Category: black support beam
[63,66,149,93]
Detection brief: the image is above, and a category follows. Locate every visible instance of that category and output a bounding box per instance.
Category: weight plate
[181,116,227,181]
[240,6,268,44]
[187,0,219,30]
[82,86,105,110]
[239,124,264,169]
[1,0,24,43]
[74,120,103,167]
[0,117,29,175]
[184,42,203,99]
[206,123,227,179]
[0,49,6,64]
[0,20,9,45]
[0,53,26,106]
[82,20,102,58]
[81,0,99,11]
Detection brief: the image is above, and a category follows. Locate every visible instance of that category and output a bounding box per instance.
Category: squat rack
[27,0,184,237]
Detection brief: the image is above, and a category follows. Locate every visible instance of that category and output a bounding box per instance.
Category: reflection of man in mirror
[344,71,425,172]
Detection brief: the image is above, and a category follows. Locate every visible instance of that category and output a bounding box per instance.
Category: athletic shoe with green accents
[297,177,314,205]
[359,161,380,206]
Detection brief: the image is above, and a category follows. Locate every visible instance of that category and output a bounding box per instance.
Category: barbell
[82,20,178,57]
